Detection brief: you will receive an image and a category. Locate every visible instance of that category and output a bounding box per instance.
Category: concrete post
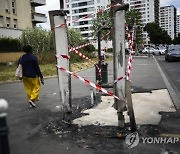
[49,10,72,123]
[0,99,10,154]
[112,4,129,128]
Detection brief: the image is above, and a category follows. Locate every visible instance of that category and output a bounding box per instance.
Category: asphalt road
[156,55,180,102]
[0,56,179,154]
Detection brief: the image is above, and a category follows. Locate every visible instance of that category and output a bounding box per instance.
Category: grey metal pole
[0,99,10,154]
[60,0,64,9]
[97,30,102,85]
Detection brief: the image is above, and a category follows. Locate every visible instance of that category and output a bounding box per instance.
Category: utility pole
[49,9,72,124]
[111,0,129,129]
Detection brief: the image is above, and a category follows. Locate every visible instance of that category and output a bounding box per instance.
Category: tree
[173,33,180,44]
[67,28,95,62]
[92,8,111,40]
[20,27,52,57]
[67,28,84,47]
[125,9,144,52]
[144,23,172,45]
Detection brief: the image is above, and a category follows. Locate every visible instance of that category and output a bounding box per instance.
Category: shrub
[0,37,22,52]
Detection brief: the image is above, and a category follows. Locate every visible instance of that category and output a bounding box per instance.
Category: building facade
[0,0,47,38]
[160,5,177,40]
[64,0,110,41]
[176,15,180,36]
[124,0,159,44]
[124,0,159,25]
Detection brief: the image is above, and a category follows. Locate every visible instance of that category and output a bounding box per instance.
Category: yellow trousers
[23,76,40,102]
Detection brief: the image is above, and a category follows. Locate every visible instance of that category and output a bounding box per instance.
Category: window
[13,19,17,29]
[6,17,10,28]
[0,16,3,27]
[5,0,10,13]
[12,0,16,14]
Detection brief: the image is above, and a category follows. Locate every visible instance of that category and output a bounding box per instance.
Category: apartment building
[124,0,159,25]
[124,0,159,43]
[0,0,47,38]
[160,5,176,40]
[64,0,111,41]
[176,15,180,36]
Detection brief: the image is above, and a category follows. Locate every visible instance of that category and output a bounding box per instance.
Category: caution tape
[52,3,120,30]
[125,23,134,81]
[57,66,126,102]
[69,31,111,52]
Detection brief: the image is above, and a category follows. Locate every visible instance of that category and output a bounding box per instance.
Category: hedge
[0,37,22,52]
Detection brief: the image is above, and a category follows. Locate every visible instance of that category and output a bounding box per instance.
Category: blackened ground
[27,95,163,152]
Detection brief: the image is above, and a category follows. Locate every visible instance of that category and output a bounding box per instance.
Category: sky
[36,0,180,30]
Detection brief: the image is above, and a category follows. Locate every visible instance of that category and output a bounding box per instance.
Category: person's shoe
[29,100,36,108]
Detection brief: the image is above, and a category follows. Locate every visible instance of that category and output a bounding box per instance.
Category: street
[0,56,180,154]
[157,55,180,101]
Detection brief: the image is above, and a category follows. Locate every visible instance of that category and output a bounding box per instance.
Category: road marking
[160,133,180,138]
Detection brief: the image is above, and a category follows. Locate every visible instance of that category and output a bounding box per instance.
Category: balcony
[31,0,46,7]
[32,12,47,24]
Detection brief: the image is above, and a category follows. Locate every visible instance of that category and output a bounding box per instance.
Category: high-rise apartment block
[124,0,159,25]
[124,0,159,44]
[176,15,180,36]
[0,0,47,38]
[64,0,110,41]
[160,5,177,40]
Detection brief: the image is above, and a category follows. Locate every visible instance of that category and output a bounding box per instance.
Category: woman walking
[19,45,44,108]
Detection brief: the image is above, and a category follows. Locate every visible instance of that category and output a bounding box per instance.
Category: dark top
[19,54,43,79]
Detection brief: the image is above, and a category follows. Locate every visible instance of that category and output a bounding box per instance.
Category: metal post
[59,0,64,10]
[49,10,72,124]
[97,30,102,85]
[0,99,10,154]
[112,3,129,129]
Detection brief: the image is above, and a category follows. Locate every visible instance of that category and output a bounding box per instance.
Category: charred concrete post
[49,10,72,123]
[112,3,129,128]
[0,99,10,154]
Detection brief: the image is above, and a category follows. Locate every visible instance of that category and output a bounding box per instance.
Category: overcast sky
[36,0,180,30]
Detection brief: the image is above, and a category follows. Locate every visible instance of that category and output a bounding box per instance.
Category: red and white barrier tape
[125,23,134,81]
[52,3,120,30]
[69,31,111,52]
[73,49,102,76]
[57,66,125,102]
[114,76,126,84]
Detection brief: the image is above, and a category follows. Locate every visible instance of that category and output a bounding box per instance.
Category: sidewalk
[1,56,180,154]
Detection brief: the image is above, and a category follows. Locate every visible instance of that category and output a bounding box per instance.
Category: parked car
[142,47,158,55]
[142,46,166,55]
[157,47,166,55]
[165,45,180,62]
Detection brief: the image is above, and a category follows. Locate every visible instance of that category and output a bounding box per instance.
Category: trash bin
[95,63,108,84]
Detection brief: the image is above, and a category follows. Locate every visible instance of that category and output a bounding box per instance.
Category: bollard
[0,99,10,154]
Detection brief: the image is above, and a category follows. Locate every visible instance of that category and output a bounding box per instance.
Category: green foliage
[144,22,172,45]
[0,37,21,52]
[173,33,180,44]
[125,9,144,48]
[68,28,95,63]
[92,9,111,40]
[20,27,53,55]
[67,28,84,47]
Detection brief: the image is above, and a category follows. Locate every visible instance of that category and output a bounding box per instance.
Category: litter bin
[95,63,108,84]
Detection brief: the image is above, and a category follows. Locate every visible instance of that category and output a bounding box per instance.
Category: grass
[0,56,112,83]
